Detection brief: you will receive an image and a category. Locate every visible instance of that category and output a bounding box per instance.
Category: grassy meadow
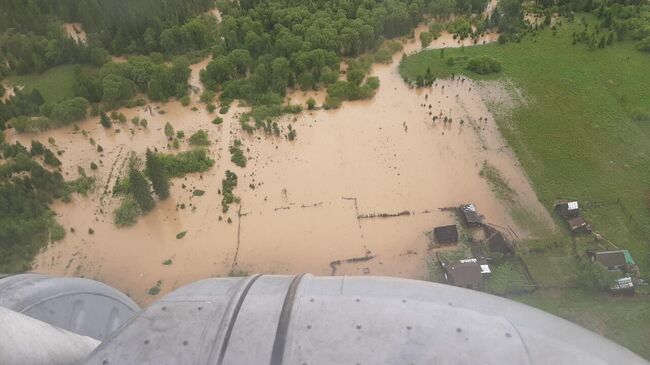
[5,64,87,103]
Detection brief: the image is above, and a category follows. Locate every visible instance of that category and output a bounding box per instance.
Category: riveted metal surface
[221,275,298,365]
[83,276,257,365]
[0,273,140,340]
[80,275,648,365]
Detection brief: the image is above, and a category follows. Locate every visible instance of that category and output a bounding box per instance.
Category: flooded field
[8,30,552,305]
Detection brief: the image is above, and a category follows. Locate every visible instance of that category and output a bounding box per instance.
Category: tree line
[531,0,649,53]
[0,138,94,272]
[0,0,215,54]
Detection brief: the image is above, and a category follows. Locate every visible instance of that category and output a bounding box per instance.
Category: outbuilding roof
[447,262,482,287]
[595,251,626,268]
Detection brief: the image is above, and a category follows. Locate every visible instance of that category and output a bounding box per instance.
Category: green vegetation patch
[229,140,246,168]
[6,65,90,103]
[221,170,238,213]
[157,148,215,178]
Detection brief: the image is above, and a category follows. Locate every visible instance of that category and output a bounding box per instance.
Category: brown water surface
[9,30,552,305]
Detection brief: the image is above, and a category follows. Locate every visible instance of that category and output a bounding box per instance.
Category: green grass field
[402,18,650,359]
[5,64,88,103]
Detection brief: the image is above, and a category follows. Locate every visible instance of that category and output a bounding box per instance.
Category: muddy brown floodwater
[7,28,552,306]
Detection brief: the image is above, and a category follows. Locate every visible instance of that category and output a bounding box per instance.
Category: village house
[554,200,591,233]
[443,261,482,289]
[459,204,483,226]
[590,250,635,271]
[433,225,459,245]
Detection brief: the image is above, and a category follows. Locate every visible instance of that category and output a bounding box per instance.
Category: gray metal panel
[83,276,256,365]
[0,273,140,340]
[0,306,99,365]
[221,275,295,365]
[81,275,648,365]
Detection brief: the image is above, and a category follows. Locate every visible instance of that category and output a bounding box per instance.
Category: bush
[420,31,434,47]
[43,149,62,167]
[287,125,297,141]
[366,77,380,90]
[164,122,174,139]
[189,130,210,146]
[68,175,95,195]
[206,103,216,113]
[221,170,238,212]
[12,116,56,133]
[113,198,141,227]
[90,162,98,170]
[148,280,162,295]
[372,49,392,64]
[180,95,191,106]
[466,57,502,74]
[229,140,247,167]
[323,96,342,109]
[576,261,619,290]
[50,223,66,241]
[157,148,215,177]
[306,98,316,110]
[212,117,223,125]
[200,90,216,104]
[99,112,112,128]
[43,97,89,124]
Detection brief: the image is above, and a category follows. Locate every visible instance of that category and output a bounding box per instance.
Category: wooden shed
[484,227,515,255]
[459,204,482,226]
[444,261,482,289]
[433,225,459,245]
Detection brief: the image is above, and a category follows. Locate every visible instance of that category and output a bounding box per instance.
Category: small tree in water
[164,122,174,140]
[129,159,155,213]
[99,112,112,128]
[145,148,170,200]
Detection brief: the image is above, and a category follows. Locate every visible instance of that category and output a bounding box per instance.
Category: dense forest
[0,0,215,54]
[0,137,94,271]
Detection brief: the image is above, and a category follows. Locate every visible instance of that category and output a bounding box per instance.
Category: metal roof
[596,251,627,268]
[568,201,579,210]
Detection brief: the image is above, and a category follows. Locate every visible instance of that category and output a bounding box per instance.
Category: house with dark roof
[444,261,482,289]
[592,250,627,271]
[483,226,515,255]
[459,204,482,226]
[554,200,591,233]
[433,225,458,245]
